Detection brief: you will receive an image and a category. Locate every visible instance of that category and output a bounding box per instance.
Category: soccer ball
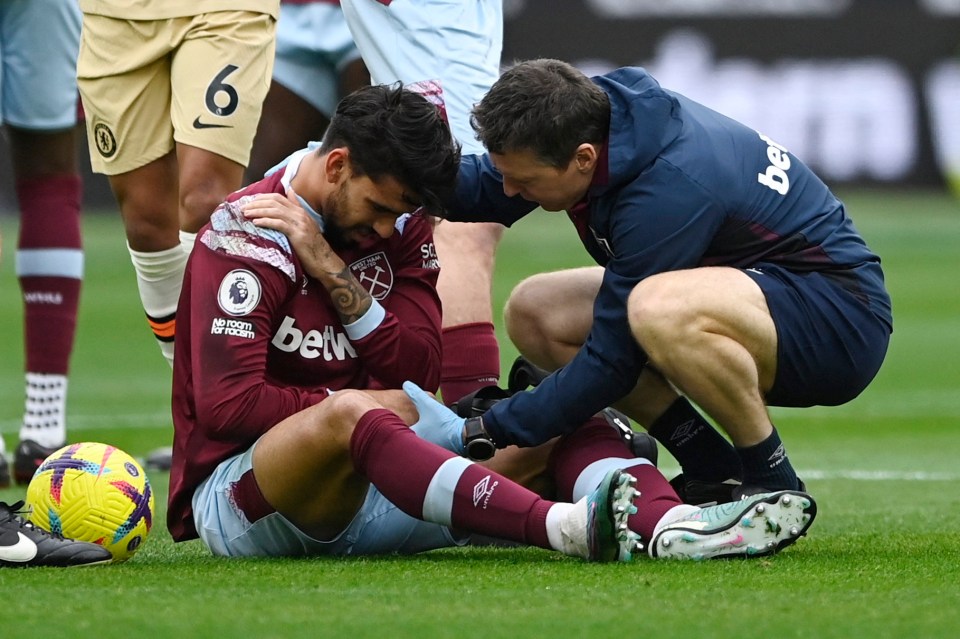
[25,442,154,562]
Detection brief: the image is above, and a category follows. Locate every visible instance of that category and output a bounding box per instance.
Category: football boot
[13,439,59,485]
[0,501,113,568]
[650,490,817,560]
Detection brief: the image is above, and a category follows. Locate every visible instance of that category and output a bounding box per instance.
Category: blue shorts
[192,442,467,557]
[272,2,361,117]
[745,263,891,407]
[0,0,81,129]
[339,0,502,154]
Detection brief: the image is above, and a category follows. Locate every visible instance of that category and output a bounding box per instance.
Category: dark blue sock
[736,426,800,491]
[648,397,742,482]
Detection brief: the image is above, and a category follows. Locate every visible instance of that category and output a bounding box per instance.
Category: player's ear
[324,147,349,183]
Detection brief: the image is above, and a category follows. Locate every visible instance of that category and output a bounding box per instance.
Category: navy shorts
[744,263,891,407]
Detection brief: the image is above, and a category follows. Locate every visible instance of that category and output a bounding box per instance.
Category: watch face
[467,438,496,461]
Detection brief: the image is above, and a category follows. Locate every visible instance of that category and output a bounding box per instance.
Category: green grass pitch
[1,190,959,637]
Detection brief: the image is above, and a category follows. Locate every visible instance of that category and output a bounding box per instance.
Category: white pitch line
[655,467,960,482]
[798,469,960,481]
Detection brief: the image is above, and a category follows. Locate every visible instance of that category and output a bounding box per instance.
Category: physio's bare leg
[504,267,602,370]
[434,220,505,403]
[628,267,800,492]
[627,267,777,447]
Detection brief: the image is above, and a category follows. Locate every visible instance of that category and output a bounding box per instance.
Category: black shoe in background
[13,439,58,485]
[669,473,743,506]
[0,501,113,568]
[0,453,10,489]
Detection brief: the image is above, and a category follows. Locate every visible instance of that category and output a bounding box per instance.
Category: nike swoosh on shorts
[192,117,232,130]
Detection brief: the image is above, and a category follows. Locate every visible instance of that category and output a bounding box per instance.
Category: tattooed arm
[311,256,373,326]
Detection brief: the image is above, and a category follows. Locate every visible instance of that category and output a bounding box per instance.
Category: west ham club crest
[349,252,394,300]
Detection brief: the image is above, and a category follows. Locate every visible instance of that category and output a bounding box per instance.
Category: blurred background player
[245,0,369,184]
[340,0,506,405]
[76,0,279,368]
[0,0,85,485]
[76,0,279,471]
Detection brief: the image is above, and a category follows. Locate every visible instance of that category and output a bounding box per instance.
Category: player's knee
[320,390,380,446]
[179,186,227,233]
[117,195,180,250]
[504,276,552,351]
[628,276,691,348]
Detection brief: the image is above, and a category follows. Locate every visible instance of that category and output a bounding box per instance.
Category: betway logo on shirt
[271,316,358,361]
[757,132,791,195]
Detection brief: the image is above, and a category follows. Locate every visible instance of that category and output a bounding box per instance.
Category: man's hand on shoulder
[241,186,344,278]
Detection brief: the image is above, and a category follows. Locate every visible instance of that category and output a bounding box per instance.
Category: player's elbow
[195,391,261,438]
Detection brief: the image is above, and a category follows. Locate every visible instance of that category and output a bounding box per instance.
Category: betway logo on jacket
[271,316,358,361]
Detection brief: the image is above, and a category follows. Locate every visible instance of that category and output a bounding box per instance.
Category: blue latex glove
[403,381,466,455]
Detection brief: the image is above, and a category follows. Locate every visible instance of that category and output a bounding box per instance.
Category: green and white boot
[650,490,817,560]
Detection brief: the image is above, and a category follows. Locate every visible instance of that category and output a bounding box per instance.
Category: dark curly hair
[471,59,609,168]
[320,83,461,214]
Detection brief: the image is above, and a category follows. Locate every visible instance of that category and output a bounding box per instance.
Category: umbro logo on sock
[768,443,786,468]
[670,419,703,446]
[472,475,499,509]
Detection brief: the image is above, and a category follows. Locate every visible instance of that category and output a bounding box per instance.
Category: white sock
[179,230,197,256]
[19,373,68,449]
[545,500,588,559]
[652,504,700,539]
[127,243,188,367]
[572,457,653,502]
[0,434,7,456]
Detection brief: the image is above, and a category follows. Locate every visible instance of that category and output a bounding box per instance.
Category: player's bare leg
[245,56,368,183]
[109,145,243,366]
[627,267,801,492]
[108,151,182,365]
[245,83,329,184]
[176,144,244,234]
[434,220,505,403]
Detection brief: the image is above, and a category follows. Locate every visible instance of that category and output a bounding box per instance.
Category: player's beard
[323,219,355,250]
[323,182,361,250]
